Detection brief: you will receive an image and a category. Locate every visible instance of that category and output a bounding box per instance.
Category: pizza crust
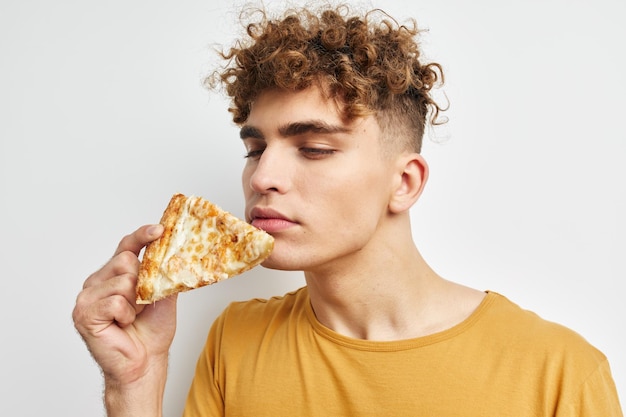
[136,193,274,304]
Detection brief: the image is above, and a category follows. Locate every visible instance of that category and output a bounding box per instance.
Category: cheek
[316,176,389,234]
[329,166,390,207]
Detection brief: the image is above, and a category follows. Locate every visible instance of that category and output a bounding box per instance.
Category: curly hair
[208,4,446,153]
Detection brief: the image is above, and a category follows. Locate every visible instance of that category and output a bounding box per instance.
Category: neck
[303,217,485,341]
[303,217,434,340]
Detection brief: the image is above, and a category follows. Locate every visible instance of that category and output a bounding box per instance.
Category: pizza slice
[136,193,274,304]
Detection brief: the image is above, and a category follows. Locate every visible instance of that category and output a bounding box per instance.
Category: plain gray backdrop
[1,0,624,415]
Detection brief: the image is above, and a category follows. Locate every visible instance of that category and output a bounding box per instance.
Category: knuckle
[115,273,138,294]
[73,290,87,314]
[116,250,140,268]
[71,304,82,329]
[72,293,91,331]
[120,231,135,245]
[82,271,98,289]
[105,294,135,322]
[106,294,127,310]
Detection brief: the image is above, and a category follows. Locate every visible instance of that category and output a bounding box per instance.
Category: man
[72,4,623,416]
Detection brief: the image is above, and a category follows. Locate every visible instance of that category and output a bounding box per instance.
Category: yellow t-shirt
[184,287,623,416]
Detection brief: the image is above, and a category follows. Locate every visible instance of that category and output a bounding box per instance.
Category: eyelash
[244,149,264,159]
[301,147,335,158]
[244,147,335,159]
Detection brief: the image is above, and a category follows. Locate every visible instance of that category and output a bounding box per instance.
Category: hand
[72,224,177,387]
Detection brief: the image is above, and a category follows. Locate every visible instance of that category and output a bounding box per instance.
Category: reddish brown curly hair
[208,4,446,153]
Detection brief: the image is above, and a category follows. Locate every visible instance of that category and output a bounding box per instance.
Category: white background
[1,0,624,415]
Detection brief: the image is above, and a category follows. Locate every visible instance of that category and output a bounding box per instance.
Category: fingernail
[147,224,163,237]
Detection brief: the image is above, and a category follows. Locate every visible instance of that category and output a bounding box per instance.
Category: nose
[246,145,290,194]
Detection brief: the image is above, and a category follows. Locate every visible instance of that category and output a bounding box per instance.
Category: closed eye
[244,148,264,159]
[300,147,336,159]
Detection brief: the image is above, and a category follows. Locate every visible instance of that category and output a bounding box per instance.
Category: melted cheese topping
[152,196,273,297]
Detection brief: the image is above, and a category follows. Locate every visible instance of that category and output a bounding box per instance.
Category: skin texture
[242,86,400,273]
[242,85,485,341]
[72,224,173,417]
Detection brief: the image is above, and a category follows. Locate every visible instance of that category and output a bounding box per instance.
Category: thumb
[136,293,178,338]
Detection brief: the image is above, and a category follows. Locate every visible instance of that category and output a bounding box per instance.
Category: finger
[74,275,137,328]
[74,292,138,336]
[135,293,178,336]
[113,224,164,257]
[83,250,140,289]
[79,272,138,308]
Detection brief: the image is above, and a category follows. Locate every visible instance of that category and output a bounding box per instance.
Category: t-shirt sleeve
[579,359,623,416]
[183,310,227,417]
[557,359,623,417]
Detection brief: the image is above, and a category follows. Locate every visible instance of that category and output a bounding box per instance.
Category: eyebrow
[240,120,350,140]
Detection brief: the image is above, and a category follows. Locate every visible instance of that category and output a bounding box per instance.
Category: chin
[261,259,301,272]
[260,252,313,272]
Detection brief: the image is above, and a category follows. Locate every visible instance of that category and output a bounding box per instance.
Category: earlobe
[389,153,429,214]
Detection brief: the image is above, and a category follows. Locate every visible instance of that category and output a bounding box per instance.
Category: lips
[249,207,297,232]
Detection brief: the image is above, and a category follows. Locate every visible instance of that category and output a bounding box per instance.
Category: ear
[389,153,429,214]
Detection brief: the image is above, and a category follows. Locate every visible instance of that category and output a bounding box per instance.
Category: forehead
[244,86,379,137]
[248,86,342,123]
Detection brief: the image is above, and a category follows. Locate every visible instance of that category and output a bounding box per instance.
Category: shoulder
[224,286,307,316]
[205,286,309,361]
[214,286,309,336]
[485,292,623,412]
[484,291,607,364]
